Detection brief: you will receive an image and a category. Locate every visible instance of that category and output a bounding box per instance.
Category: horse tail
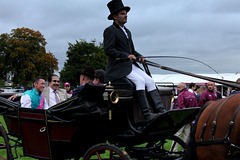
[184,102,211,160]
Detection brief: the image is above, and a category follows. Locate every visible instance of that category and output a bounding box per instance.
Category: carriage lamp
[105,82,119,120]
[109,90,119,104]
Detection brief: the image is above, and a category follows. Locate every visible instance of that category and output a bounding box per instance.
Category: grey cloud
[1,0,240,77]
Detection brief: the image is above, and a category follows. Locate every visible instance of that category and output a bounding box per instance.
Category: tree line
[0,27,108,90]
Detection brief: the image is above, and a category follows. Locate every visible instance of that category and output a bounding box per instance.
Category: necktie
[54,90,60,103]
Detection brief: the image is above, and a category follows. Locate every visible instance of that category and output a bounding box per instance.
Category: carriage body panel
[19,109,50,159]
[4,115,20,137]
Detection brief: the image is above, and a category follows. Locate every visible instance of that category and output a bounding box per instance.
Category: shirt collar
[113,22,126,30]
[33,88,41,95]
[49,87,57,93]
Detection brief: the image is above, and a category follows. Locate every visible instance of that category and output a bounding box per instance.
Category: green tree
[0,27,58,89]
[0,33,10,82]
[60,39,108,88]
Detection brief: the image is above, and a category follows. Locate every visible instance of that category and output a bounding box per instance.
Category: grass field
[0,115,181,160]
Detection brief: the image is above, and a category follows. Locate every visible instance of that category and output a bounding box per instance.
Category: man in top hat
[104,0,166,122]
[72,66,95,97]
[93,69,105,86]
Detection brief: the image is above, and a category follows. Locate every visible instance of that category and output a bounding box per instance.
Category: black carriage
[1,58,204,160]
[0,79,200,160]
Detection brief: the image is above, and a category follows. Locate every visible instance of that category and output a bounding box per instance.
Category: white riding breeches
[126,64,156,91]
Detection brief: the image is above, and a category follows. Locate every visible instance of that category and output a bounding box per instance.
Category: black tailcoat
[103,22,142,82]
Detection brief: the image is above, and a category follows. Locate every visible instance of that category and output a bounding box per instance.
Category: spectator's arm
[8,93,23,101]
[177,95,185,109]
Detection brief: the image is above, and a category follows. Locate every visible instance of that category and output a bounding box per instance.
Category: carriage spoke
[0,155,6,160]
[109,151,113,160]
[95,151,102,160]
[0,143,6,149]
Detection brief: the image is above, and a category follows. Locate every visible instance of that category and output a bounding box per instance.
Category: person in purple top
[177,83,197,109]
[172,82,197,151]
[198,81,217,107]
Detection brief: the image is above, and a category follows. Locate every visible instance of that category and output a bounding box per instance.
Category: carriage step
[117,130,135,137]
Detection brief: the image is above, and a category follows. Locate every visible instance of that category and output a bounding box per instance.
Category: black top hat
[80,66,95,80]
[107,0,130,20]
[95,69,105,83]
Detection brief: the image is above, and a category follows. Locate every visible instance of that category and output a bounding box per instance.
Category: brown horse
[185,94,240,160]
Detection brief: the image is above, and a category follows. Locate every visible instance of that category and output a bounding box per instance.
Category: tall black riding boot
[148,89,166,113]
[135,90,158,122]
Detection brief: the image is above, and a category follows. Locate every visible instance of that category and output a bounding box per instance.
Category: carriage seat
[110,77,136,98]
[111,77,136,90]
[48,83,107,120]
[50,83,106,110]
[77,82,106,102]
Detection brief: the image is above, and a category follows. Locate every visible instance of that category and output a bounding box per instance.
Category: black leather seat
[111,77,135,91]
[110,77,136,98]
[48,83,107,121]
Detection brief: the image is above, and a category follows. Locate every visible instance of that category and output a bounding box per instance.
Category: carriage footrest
[129,147,181,160]
[117,130,135,138]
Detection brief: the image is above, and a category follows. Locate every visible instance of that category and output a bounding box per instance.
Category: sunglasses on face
[65,85,70,87]
[52,80,60,83]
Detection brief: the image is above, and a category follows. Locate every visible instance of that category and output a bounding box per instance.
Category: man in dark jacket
[72,66,95,97]
[104,0,165,122]
[228,78,240,96]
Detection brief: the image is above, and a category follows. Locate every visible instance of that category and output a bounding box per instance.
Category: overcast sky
[1,0,240,79]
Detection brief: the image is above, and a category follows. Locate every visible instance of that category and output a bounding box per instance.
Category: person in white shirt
[104,0,166,122]
[9,75,70,108]
[20,76,49,109]
[43,74,71,108]
[188,82,197,96]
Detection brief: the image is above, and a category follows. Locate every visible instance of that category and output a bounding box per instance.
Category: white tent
[152,73,239,97]
[152,73,239,86]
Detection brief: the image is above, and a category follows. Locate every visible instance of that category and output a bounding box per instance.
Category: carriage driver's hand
[138,56,146,62]
[128,54,136,60]
[128,55,146,63]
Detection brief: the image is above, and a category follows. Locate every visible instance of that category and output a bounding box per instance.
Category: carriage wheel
[83,143,132,160]
[0,123,13,160]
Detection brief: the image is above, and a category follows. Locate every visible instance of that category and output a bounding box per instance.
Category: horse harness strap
[211,96,235,140]
[199,96,233,141]
[196,96,240,158]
